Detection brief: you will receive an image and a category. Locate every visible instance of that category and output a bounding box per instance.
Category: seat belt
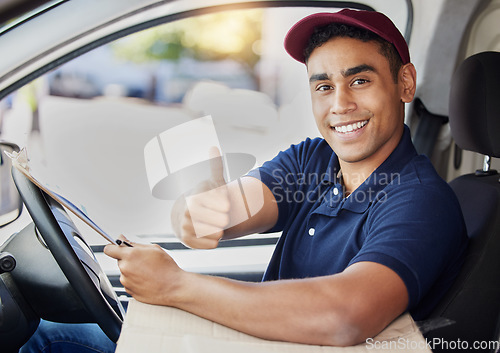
[412,97,449,158]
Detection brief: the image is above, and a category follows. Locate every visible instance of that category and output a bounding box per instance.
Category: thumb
[208,146,226,186]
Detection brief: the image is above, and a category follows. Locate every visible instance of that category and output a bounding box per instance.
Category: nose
[329,88,356,115]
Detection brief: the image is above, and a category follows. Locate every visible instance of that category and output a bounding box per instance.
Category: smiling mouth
[333,120,369,134]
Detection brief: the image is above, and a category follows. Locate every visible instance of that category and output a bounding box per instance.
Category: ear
[399,63,417,103]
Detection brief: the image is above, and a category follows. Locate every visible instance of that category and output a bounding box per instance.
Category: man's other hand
[173,147,231,249]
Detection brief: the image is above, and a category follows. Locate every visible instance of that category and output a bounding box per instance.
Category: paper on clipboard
[5,148,117,245]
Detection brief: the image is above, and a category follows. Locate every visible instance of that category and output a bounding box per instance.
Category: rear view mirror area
[0,141,22,227]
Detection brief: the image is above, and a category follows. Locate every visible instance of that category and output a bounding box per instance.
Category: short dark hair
[304,23,403,83]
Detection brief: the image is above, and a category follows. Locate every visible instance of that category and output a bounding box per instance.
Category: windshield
[0,3,410,246]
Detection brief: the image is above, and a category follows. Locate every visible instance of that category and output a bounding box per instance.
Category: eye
[352,78,370,86]
[316,84,333,92]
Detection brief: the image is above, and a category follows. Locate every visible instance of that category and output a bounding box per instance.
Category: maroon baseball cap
[284,9,410,65]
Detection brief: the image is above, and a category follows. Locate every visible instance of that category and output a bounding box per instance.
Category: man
[21,8,467,352]
[105,8,467,345]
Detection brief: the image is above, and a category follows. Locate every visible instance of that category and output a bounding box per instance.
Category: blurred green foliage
[111,9,263,68]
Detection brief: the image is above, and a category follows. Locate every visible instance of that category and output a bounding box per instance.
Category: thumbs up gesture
[172,147,231,249]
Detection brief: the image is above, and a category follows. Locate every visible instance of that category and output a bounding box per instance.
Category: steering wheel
[12,167,124,342]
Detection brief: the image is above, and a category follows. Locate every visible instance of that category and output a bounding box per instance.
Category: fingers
[182,173,230,241]
[173,146,231,248]
[186,187,230,219]
[104,242,130,259]
[181,211,225,240]
[104,236,143,259]
[185,195,229,239]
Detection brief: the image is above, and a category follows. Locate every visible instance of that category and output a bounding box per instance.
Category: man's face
[307,37,410,167]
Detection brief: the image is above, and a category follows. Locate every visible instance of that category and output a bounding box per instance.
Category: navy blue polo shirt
[247,125,468,320]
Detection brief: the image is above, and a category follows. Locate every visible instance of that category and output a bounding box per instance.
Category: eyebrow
[309,64,377,83]
[309,73,329,83]
[341,64,377,77]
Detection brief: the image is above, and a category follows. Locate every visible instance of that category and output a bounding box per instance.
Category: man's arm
[171,147,279,249]
[104,242,408,346]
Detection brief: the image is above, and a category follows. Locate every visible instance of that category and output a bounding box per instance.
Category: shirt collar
[324,125,417,213]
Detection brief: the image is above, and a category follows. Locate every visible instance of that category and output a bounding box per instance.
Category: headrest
[449,51,500,157]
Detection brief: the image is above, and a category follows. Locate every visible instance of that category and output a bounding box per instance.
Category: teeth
[334,120,368,133]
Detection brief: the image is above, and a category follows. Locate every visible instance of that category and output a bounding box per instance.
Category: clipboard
[5,148,117,245]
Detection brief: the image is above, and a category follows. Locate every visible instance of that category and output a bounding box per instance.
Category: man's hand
[104,238,184,306]
[172,147,231,249]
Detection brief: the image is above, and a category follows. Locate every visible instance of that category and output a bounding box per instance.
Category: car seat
[424,51,500,352]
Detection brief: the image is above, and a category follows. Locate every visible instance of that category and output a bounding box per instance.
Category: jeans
[19,320,116,353]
